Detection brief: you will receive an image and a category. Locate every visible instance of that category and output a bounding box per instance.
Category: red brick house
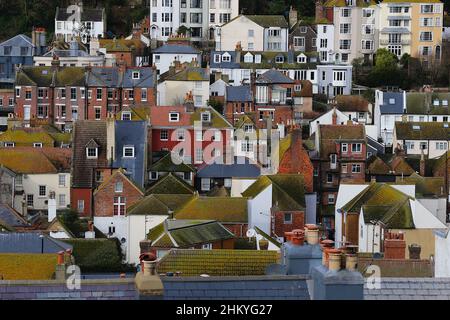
[150,104,233,166]
[224,85,254,125]
[93,168,144,218]
[312,121,367,230]
[14,61,156,132]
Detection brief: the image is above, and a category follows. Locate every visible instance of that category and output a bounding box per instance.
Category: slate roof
[395,122,450,141]
[242,174,306,210]
[157,249,278,276]
[56,7,104,21]
[226,86,253,102]
[196,156,261,178]
[175,196,248,223]
[127,194,194,216]
[150,153,195,173]
[379,92,404,115]
[153,44,200,54]
[149,220,235,248]
[72,121,108,188]
[364,278,450,300]
[0,233,72,253]
[341,183,415,229]
[245,15,289,28]
[146,173,196,195]
[162,275,310,300]
[0,205,28,228]
[256,69,295,84]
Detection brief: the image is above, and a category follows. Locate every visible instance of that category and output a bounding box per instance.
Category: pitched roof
[245,15,289,28]
[367,156,392,175]
[149,220,235,248]
[341,183,415,229]
[0,233,72,253]
[146,173,196,195]
[153,44,200,54]
[242,174,306,210]
[94,168,144,196]
[190,106,233,129]
[256,69,294,84]
[157,249,278,276]
[150,152,195,173]
[0,128,55,147]
[149,105,191,127]
[162,66,209,81]
[175,196,248,223]
[196,156,261,178]
[127,194,194,216]
[226,86,253,102]
[0,148,57,174]
[15,66,86,87]
[367,155,415,176]
[0,253,58,280]
[395,122,450,140]
[318,124,366,159]
[379,92,404,115]
[398,173,446,198]
[335,95,370,112]
[0,204,28,228]
[72,121,108,188]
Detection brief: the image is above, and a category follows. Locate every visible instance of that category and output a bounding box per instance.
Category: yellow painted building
[378,0,443,66]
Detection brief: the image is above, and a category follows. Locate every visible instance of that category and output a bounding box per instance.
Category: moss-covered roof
[190,106,233,129]
[397,173,446,198]
[150,152,195,173]
[342,183,415,229]
[16,66,85,87]
[164,66,209,81]
[406,92,450,115]
[0,253,57,280]
[383,0,441,3]
[395,122,450,140]
[116,106,150,121]
[0,148,57,174]
[127,194,194,216]
[367,156,392,175]
[0,129,55,147]
[145,173,196,195]
[149,220,235,248]
[242,174,306,210]
[175,196,248,223]
[156,249,278,276]
[335,95,370,112]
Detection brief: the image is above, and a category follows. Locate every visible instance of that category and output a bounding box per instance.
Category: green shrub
[63,238,132,273]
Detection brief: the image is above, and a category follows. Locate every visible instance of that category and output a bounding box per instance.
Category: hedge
[63,238,131,273]
[0,253,57,280]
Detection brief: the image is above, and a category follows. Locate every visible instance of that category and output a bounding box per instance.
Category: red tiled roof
[150,106,192,127]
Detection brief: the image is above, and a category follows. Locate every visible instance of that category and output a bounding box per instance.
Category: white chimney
[48,191,57,222]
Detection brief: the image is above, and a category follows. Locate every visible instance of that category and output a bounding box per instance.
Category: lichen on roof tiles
[145,173,196,195]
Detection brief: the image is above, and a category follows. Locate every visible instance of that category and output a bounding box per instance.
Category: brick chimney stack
[315,0,325,22]
[420,150,426,176]
[289,6,298,28]
[332,108,337,125]
[384,232,406,259]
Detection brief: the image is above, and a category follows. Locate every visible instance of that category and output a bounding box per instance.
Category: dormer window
[294,84,302,92]
[122,111,132,121]
[255,54,262,63]
[433,99,440,106]
[169,112,180,122]
[443,100,448,106]
[4,142,15,148]
[389,98,395,104]
[275,55,284,63]
[86,147,98,159]
[222,53,231,62]
[33,142,43,148]
[297,54,307,63]
[132,71,140,79]
[214,54,221,63]
[201,112,211,122]
[123,146,135,158]
[244,53,253,63]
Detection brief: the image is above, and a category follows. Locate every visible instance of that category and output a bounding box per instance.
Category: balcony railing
[380,39,411,45]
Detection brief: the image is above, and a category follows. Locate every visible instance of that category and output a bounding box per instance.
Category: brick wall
[273,210,304,237]
[358,258,432,278]
[93,172,143,217]
[0,279,137,300]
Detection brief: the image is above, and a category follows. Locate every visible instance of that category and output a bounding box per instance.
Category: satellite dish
[246,229,256,238]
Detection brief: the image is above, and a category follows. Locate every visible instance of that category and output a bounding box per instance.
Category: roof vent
[444,123,449,128]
